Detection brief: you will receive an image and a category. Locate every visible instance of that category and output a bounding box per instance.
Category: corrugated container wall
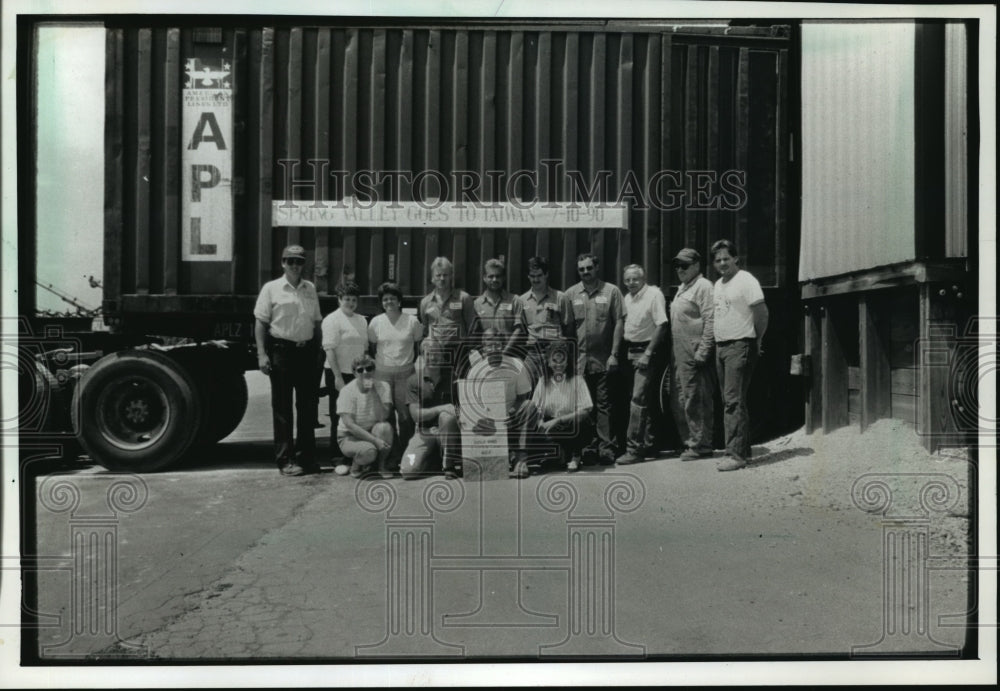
[105,23,792,307]
[799,20,970,282]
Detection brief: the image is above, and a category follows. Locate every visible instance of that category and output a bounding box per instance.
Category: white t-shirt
[713,270,765,341]
[321,308,368,373]
[531,376,593,419]
[368,312,423,374]
[336,379,392,438]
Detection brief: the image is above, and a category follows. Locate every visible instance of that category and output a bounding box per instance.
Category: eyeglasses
[577,266,594,273]
[354,365,375,374]
[284,258,305,265]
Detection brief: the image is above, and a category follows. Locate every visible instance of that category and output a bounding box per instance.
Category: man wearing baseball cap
[254,245,323,475]
[670,248,715,461]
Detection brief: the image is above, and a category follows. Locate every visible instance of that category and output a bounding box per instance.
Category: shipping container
[20,17,802,470]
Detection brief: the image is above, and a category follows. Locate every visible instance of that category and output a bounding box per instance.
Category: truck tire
[71,350,202,472]
[206,372,249,443]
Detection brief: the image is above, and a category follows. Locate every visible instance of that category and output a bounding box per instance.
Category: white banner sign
[272,199,629,229]
[181,59,233,262]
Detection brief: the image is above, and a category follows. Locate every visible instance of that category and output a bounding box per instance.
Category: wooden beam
[918,283,960,452]
[800,259,969,299]
[821,303,849,433]
[804,305,822,434]
[859,293,891,431]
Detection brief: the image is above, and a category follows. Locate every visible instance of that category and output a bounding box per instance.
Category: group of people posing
[253,239,768,479]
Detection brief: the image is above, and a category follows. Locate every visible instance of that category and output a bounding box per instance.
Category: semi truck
[17,17,802,471]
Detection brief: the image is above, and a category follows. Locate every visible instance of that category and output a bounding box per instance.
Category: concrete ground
[30,372,973,661]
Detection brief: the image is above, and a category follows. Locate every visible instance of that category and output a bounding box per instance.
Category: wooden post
[859,293,891,431]
[821,302,849,433]
[918,283,959,452]
[804,303,822,433]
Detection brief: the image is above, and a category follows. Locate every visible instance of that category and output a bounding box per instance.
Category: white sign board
[272,199,628,229]
[181,59,233,261]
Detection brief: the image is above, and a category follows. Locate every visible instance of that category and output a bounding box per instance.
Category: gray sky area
[34,24,104,314]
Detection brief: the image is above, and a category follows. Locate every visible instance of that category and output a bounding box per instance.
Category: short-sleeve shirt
[406,364,455,432]
[368,312,423,374]
[418,289,476,345]
[713,270,765,342]
[253,276,322,342]
[520,287,573,345]
[531,375,593,419]
[336,379,392,437]
[622,284,668,342]
[321,308,368,373]
[465,354,532,409]
[472,291,527,338]
[564,280,623,374]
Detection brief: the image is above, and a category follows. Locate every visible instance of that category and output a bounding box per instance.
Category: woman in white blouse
[368,281,423,468]
[321,280,369,474]
[524,340,594,473]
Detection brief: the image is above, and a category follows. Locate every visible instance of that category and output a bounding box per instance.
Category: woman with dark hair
[367,281,423,468]
[524,340,594,473]
[321,279,368,474]
[336,354,395,478]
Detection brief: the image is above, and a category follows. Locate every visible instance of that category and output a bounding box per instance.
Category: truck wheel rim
[95,376,171,451]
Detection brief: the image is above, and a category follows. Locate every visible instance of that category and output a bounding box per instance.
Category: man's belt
[625,340,651,352]
[269,337,315,349]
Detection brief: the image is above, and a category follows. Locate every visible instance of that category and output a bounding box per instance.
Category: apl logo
[184,58,231,89]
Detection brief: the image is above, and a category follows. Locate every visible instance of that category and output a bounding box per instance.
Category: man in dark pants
[254,244,323,476]
[564,253,624,466]
[616,264,670,465]
[710,239,768,471]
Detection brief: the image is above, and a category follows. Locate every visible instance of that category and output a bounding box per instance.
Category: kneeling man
[401,339,461,479]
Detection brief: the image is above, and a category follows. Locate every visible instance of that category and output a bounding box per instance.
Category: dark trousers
[582,370,616,459]
[324,370,355,459]
[269,342,319,466]
[715,339,758,461]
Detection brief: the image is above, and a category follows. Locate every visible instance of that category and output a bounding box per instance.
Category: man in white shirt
[711,239,768,471]
[616,264,669,465]
[254,245,323,476]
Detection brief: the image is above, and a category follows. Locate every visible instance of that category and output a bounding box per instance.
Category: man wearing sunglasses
[254,244,323,476]
[670,248,716,462]
[563,253,624,466]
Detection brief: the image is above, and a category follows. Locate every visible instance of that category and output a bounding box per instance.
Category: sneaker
[615,452,643,465]
[679,448,701,461]
[279,462,305,476]
[566,457,580,473]
[717,456,747,472]
[333,463,350,476]
[598,451,617,466]
[512,460,530,479]
[349,461,364,479]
